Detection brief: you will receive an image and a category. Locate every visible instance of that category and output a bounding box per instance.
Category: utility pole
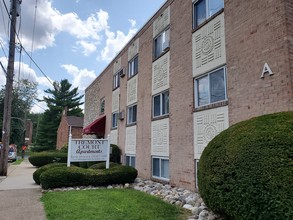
[0,0,21,176]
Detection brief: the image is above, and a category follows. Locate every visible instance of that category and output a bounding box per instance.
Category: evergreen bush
[28,152,68,167]
[110,144,121,163]
[33,163,68,184]
[198,112,293,220]
[40,164,138,189]
[88,162,120,169]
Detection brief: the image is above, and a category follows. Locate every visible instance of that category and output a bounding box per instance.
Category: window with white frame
[100,97,105,115]
[112,112,118,129]
[154,29,170,59]
[152,157,169,180]
[194,67,227,107]
[128,56,138,78]
[153,90,169,118]
[193,0,224,28]
[127,104,137,125]
[113,71,120,90]
[126,155,136,168]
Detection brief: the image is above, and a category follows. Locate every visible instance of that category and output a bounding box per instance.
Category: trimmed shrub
[40,165,138,189]
[110,144,121,163]
[33,163,68,185]
[88,162,120,169]
[28,152,68,167]
[198,112,293,220]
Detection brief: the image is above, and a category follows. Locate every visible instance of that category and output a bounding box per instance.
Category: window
[112,112,118,129]
[126,155,136,168]
[154,29,170,59]
[128,56,138,78]
[127,104,137,125]
[113,71,120,90]
[100,97,105,115]
[153,90,169,118]
[195,160,199,189]
[193,0,224,28]
[152,157,169,180]
[194,67,227,107]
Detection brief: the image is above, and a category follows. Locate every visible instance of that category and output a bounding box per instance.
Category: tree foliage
[34,79,83,150]
[0,79,38,146]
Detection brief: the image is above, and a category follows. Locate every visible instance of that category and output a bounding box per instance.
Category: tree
[0,80,38,147]
[34,79,83,150]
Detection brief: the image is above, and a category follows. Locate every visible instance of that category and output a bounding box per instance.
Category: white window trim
[153,90,169,118]
[152,156,169,181]
[127,104,137,125]
[112,111,118,129]
[154,28,170,59]
[128,55,138,78]
[194,66,227,107]
[192,0,224,29]
[125,154,136,167]
[113,71,120,90]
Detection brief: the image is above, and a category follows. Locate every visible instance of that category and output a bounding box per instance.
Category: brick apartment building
[83,0,293,190]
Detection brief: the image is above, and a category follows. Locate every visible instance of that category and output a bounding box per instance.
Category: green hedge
[198,112,293,220]
[40,165,138,189]
[88,162,120,169]
[33,163,68,185]
[28,152,68,167]
[110,144,121,163]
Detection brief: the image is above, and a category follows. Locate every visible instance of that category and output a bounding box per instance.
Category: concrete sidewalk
[0,160,46,220]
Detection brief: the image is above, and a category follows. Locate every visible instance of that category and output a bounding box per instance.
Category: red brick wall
[285,0,293,93]
[168,0,195,189]
[56,117,68,150]
[225,0,293,125]
[57,118,83,150]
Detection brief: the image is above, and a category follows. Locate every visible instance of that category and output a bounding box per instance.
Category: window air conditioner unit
[119,110,125,120]
[119,69,125,78]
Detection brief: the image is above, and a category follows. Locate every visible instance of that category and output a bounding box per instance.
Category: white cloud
[0,56,54,89]
[61,64,96,91]
[99,19,138,62]
[17,1,109,52]
[76,40,97,56]
[30,89,48,113]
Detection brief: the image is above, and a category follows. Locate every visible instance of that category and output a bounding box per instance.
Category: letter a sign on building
[261,63,273,78]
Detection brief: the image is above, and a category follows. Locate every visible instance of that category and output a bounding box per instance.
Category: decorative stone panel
[153,6,170,37]
[128,38,139,61]
[152,52,170,95]
[113,57,121,74]
[151,118,169,157]
[125,126,136,154]
[112,88,120,113]
[127,75,137,105]
[192,13,226,77]
[194,106,229,159]
[110,129,118,145]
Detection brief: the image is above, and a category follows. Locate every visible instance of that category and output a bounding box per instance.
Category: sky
[0,0,166,113]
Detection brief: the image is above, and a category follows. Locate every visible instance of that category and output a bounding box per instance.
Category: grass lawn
[12,159,24,165]
[41,189,191,220]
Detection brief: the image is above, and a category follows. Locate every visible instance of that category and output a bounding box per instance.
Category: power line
[0,0,8,38]
[0,40,8,59]
[29,0,38,70]
[2,0,55,88]
[1,0,9,18]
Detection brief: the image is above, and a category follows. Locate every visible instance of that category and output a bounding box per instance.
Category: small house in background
[56,108,84,150]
